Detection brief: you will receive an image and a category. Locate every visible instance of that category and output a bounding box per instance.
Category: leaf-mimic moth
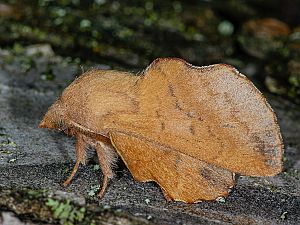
[40,58,283,203]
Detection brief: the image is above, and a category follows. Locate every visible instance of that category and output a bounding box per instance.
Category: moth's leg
[95,141,117,198]
[63,133,87,187]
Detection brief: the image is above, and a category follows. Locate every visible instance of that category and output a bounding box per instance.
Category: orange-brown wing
[113,58,283,176]
[110,131,235,203]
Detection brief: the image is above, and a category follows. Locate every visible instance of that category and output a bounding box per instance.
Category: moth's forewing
[110,131,235,203]
[113,58,283,177]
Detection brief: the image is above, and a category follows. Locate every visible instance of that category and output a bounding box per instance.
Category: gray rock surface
[1,212,26,225]
[0,46,299,224]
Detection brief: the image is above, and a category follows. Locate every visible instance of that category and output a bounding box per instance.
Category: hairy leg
[95,141,118,198]
[63,133,87,186]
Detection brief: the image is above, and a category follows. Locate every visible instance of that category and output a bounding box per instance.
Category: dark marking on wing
[223,123,235,128]
[198,116,204,121]
[251,135,266,153]
[168,84,175,97]
[200,166,232,188]
[167,83,184,111]
[200,167,218,186]
[200,167,211,180]
[161,122,165,131]
[189,125,195,135]
[175,101,183,111]
[155,110,161,118]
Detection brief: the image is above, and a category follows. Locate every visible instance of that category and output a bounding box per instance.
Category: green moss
[0,188,151,224]
[283,169,299,179]
[87,184,100,197]
[46,198,86,225]
[19,56,36,72]
[0,139,17,147]
[40,65,55,81]
[26,189,46,199]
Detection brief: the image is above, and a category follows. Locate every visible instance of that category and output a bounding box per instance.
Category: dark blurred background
[1,0,300,103]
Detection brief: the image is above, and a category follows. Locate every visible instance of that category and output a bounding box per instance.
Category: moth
[39,58,283,203]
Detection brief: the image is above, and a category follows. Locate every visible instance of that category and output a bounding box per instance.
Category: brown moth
[39,58,283,203]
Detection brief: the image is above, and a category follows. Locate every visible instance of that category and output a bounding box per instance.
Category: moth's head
[39,99,66,131]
